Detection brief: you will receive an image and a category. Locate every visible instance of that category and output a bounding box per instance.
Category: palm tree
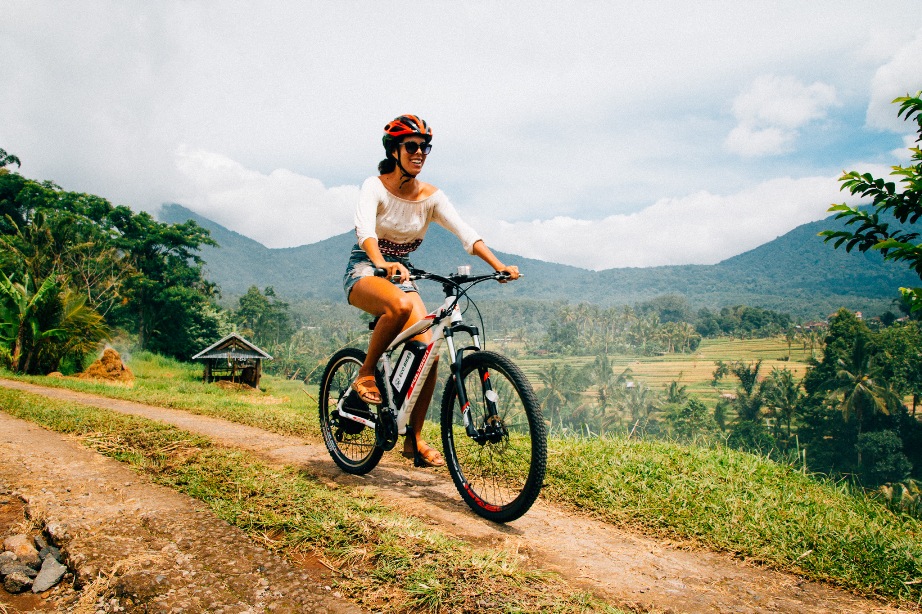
[0,272,62,372]
[615,380,659,437]
[759,367,802,440]
[664,379,689,405]
[37,287,110,372]
[823,336,901,429]
[536,362,570,429]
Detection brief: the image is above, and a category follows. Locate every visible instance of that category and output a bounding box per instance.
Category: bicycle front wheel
[319,348,383,475]
[440,351,547,522]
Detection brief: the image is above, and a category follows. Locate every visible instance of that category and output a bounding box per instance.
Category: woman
[343,114,519,467]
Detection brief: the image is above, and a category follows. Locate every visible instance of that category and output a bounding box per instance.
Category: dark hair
[378,156,397,174]
[378,139,399,174]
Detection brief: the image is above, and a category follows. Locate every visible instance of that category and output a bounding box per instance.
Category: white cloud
[893,134,918,161]
[482,175,853,270]
[1,3,916,270]
[174,146,357,248]
[866,29,922,132]
[725,76,839,157]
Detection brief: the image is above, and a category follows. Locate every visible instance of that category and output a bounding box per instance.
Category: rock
[39,545,63,563]
[4,570,33,593]
[3,534,40,568]
[32,556,67,593]
[0,551,16,566]
[1,562,38,578]
[34,534,48,551]
[45,521,70,543]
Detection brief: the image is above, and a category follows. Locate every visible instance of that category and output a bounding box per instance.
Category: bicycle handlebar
[373,267,518,285]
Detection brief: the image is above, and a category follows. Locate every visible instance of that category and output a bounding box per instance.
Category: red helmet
[382,115,432,150]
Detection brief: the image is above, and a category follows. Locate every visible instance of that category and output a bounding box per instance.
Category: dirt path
[0,378,911,614]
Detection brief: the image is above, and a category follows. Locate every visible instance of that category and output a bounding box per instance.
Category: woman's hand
[496,264,519,283]
[379,261,410,283]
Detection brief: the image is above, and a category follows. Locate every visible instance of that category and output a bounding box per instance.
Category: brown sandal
[402,433,445,468]
[351,375,382,405]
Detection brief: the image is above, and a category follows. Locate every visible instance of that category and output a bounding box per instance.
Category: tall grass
[545,436,922,601]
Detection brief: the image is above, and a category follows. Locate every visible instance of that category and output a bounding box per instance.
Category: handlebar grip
[373,268,388,277]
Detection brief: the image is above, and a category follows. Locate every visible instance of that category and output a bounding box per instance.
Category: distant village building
[192,333,272,388]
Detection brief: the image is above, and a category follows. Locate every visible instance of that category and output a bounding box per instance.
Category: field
[516,336,814,406]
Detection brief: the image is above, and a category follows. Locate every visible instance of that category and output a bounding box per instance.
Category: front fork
[445,324,501,442]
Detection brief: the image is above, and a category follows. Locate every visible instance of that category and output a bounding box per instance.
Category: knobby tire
[440,351,547,522]
[319,347,383,474]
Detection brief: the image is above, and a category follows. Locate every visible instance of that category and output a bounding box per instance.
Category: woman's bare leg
[348,277,418,379]
[404,357,441,461]
[350,279,441,462]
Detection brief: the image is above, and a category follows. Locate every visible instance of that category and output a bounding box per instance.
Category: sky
[2,2,921,270]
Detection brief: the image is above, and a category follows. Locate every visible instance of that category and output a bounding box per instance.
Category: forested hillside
[160,203,918,319]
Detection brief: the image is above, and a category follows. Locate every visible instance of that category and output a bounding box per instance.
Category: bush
[857,430,912,486]
[727,421,777,456]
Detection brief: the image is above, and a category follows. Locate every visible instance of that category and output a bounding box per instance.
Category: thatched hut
[192,333,272,388]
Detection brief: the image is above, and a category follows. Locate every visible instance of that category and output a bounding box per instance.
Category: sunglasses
[401,141,432,155]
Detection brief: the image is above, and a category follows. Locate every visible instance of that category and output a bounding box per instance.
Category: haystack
[79,348,134,382]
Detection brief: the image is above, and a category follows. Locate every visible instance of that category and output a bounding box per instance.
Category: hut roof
[191,333,273,361]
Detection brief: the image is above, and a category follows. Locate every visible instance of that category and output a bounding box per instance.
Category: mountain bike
[318,267,547,522]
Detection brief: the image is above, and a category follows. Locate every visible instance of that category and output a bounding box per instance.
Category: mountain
[159,203,920,319]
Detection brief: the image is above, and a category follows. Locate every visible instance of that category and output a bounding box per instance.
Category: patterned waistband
[378,238,422,258]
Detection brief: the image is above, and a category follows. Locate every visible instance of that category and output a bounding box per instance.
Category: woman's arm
[472,240,519,281]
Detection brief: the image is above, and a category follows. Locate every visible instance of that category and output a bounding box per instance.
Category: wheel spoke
[441,351,546,522]
[319,349,383,474]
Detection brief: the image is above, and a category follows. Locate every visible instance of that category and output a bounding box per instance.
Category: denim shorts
[343,244,419,303]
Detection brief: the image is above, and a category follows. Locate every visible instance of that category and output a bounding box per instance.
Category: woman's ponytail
[378,157,397,174]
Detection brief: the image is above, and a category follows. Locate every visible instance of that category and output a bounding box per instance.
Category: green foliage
[821,91,922,310]
[823,335,902,425]
[876,321,922,412]
[233,285,295,354]
[0,151,223,366]
[856,430,912,486]
[695,305,792,338]
[0,271,68,373]
[535,361,589,430]
[0,148,20,171]
[539,299,704,357]
[107,209,219,358]
[759,367,803,441]
[664,397,719,443]
[797,309,922,484]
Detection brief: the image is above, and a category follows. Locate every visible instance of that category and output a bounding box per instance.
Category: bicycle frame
[336,272,491,439]
[320,267,545,522]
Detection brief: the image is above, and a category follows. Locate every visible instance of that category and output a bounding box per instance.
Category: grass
[0,387,623,614]
[7,351,319,437]
[544,437,922,602]
[3,344,922,605]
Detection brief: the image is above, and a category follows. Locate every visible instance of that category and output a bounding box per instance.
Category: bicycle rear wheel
[319,348,383,475]
[440,351,547,522]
